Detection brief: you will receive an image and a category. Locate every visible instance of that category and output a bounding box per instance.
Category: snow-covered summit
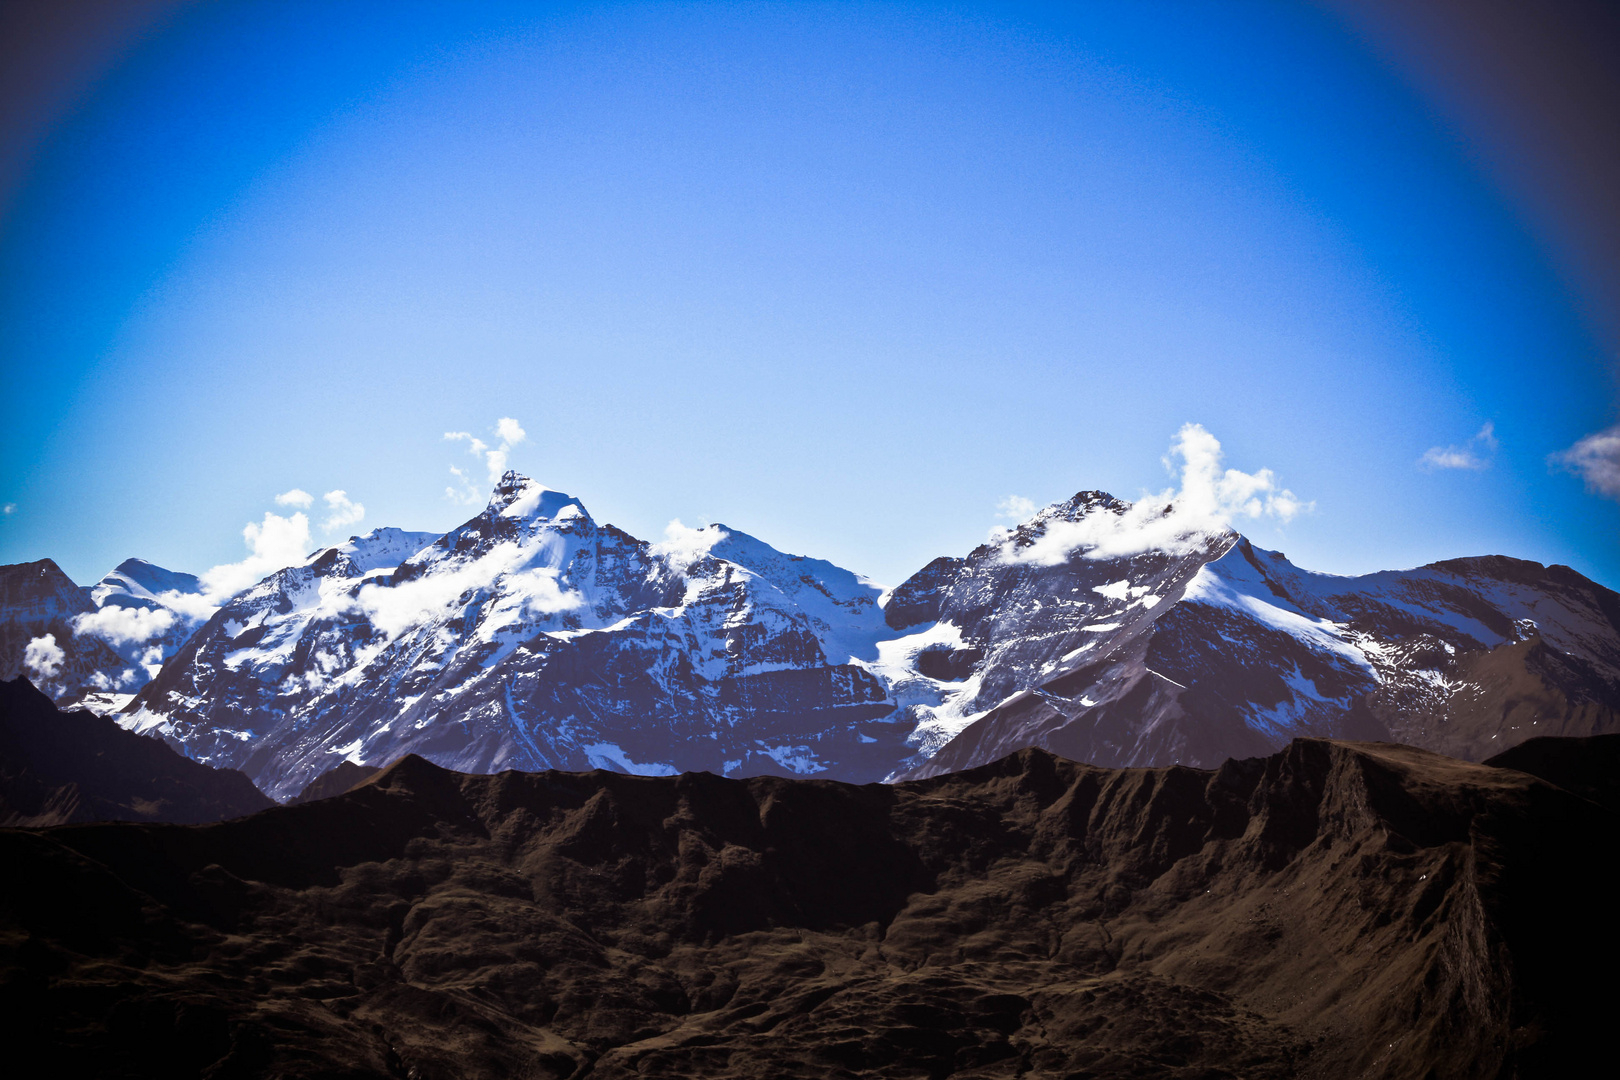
[487,472,589,523]
[91,559,203,608]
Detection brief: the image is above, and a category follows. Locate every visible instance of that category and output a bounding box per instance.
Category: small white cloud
[321,489,365,532]
[649,519,727,569]
[199,510,313,601]
[72,605,178,647]
[1421,422,1497,471]
[24,633,65,681]
[1552,424,1620,500]
[496,417,527,446]
[996,495,1036,521]
[998,423,1311,566]
[275,488,314,508]
[2,503,15,515]
[447,417,529,484]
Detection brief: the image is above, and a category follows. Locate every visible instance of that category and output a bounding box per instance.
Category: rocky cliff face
[0,676,271,825]
[3,737,1612,1077]
[904,536,1620,777]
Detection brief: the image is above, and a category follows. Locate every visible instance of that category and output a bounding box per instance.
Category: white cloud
[649,519,727,569]
[199,510,313,601]
[996,495,1036,521]
[72,605,178,647]
[321,489,365,532]
[353,540,580,638]
[153,589,220,622]
[24,633,65,681]
[998,423,1311,565]
[275,488,314,508]
[1552,424,1620,500]
[495,417,526,446]
[446,416,528,485]
[1420,422,1498,471]
[2,503,14,515]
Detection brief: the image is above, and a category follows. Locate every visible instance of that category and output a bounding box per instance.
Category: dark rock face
[883,556,965,630]
[2,739,1612,1077]
[0,676,271,825]
[290,760,382,805]
[1485,731,1620,812]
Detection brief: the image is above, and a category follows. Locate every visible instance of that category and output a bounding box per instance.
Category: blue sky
[2,0,1616,590]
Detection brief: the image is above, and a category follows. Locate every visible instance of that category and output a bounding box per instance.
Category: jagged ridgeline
[2,737,1614,1077]
[3,473,1618,798]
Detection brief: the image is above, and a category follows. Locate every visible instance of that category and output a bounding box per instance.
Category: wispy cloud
[320,489,365,532]
[2,503,14,515]
[445,464,482,506]
[996,495,1036,521]
[275,488,314,508]
[997,423,1310,565]
[1420,422,1498,471]
[446,416,528,486]
[1551,424,1620,500]
[353,539,580,638]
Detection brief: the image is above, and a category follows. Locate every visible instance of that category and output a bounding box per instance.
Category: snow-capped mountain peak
[487,471,588,523]
[90,558,203,607]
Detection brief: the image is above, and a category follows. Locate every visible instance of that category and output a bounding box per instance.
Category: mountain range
[4,472,1617,800]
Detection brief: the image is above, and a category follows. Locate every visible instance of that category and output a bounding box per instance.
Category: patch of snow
[582,742,680,776]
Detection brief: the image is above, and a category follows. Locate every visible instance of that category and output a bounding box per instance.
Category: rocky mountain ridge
[5,473,1618,798]
[0,676,271,825]
[2,735,1612,1076]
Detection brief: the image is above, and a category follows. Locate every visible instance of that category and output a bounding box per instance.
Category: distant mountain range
[4,472,1618,799]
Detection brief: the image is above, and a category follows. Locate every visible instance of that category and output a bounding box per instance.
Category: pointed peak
[487,473,589,523]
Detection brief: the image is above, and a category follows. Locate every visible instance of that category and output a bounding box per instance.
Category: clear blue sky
[2,0,1616,590]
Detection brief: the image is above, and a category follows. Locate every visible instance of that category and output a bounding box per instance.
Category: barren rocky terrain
[2,732,1614,1078]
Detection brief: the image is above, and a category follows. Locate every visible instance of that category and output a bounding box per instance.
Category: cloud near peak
[199,510,313,601]
[447,416,528,487]
[321,489,365,532]
[996,423,1311,565]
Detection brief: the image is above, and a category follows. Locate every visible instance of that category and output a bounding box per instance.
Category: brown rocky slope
[0,676,272,826]
[1,736,1614,1078]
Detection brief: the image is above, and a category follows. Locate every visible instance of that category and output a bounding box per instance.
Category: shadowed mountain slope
[1,737,1612,1078]
[0,676,271,825]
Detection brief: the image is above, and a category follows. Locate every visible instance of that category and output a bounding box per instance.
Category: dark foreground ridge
[2,737,1615,1078]
[0,676,272,825]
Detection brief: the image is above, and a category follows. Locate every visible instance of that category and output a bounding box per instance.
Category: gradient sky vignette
[1,0,1616,590]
